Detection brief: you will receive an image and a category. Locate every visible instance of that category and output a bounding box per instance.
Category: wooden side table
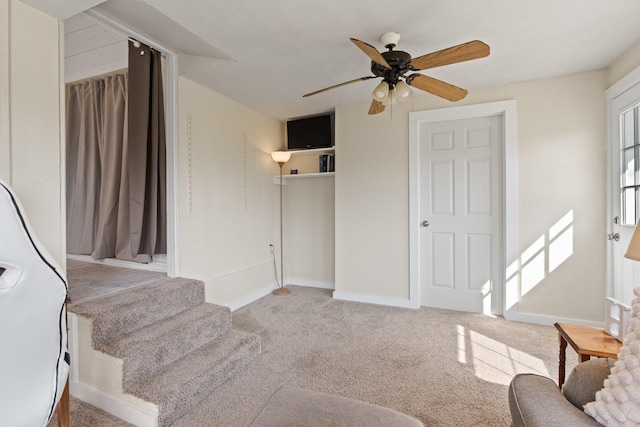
[554,322,622,388]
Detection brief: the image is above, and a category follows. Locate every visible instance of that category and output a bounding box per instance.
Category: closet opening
[63,12,178,275]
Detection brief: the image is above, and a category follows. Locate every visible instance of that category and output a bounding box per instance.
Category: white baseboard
[226,281,334,312]
[227,284,274,312]
[67,254,167,273]
[332,290,415,309]
[505,307,605,328]
[204,262,277,311]
[70,381,158,427]
[67,312,79,382]
[287,278,335,290]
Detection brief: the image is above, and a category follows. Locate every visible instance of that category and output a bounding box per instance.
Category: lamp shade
[271,151,291,164]
[395,80,412,99]
[382,90,398,106]
[372,81,389,102]
[625,224,640,261]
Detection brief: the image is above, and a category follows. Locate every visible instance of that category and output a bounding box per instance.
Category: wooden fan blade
[350,38,391,69]
[303,76,375,97]
[406,74,468,101]
[368,99,385,115]
[410,40,490,71]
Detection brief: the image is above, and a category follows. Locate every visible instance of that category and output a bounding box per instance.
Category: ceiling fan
[303,32,490,115]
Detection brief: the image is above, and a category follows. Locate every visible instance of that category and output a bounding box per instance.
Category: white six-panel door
[419,115,503,313]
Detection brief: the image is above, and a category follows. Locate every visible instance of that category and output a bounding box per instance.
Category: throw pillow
[585,288,640,426]
[563,358,616,409]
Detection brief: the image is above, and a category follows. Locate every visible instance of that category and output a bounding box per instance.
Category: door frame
[66,10,181,277]
[408,100,517,317]
[605,64,640,300]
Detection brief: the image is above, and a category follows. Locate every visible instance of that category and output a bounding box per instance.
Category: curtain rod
[66,68,128,86]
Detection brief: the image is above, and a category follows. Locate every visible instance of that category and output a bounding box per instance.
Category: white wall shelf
[285,147,334,155]
[274,172,335,184]
[273,146,335,180]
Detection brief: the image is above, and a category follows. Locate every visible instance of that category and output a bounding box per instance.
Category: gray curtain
[66,41,167,262]
[66,72,129,259]
[127,41,167,262]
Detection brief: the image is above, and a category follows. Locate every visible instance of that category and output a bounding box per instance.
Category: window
[621,104,640,225]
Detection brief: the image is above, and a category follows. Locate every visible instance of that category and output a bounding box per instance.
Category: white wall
[279,150,336,289]
[335,70,608,324]
[283,175,335,289]
[177,77,282,308]
[0,0,65,267]
[335,103,412,302]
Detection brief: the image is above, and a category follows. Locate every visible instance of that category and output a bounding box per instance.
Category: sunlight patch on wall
[549,211,574,273]
[506,210,575,309]
[505,260,520,310]
[521,236,545,295]
[482,283,492,315]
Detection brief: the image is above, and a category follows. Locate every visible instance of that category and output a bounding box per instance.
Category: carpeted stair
[70,277,260,427]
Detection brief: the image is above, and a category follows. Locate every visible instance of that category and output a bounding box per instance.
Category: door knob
[422,220,430,227]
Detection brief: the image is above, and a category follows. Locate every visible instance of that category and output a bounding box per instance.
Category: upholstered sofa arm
[562,358,615,409]
[508,374,602,427]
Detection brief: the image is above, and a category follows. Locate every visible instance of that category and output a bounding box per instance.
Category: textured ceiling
[23,0,640,120]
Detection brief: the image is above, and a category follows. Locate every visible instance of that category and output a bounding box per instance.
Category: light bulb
[372,81,389,102]
[396,80,412,100]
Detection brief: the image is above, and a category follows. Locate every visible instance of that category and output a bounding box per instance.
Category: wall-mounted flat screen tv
[286,114,334,150]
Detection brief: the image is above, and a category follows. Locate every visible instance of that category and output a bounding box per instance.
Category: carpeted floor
[62,283,578,426]
[173,286,577,426]
[47,396,134,427]
[66,258,166,306]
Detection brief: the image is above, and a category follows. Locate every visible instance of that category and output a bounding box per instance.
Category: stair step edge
[104,304,233,390]
[101,303,231,355]
[76,278,206,347]
[71,277,205,317]
[131,330,261,427]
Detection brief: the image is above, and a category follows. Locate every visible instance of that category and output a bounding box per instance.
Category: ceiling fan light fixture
[304,34,490,115]
[380,32,401,49]
[383,89,398,106]
[372,81,389,101]
[396,80,412,99]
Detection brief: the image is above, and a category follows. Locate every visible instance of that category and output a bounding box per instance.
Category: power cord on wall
[269,244,281,288]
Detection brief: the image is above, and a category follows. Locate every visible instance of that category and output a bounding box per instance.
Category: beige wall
[607,39,640,87]
[335,102,412,302]
[0,0,65,267]
[283,175,335,289]
[177,77,282,307]
[335,70,608,323]
[278,150,336,289]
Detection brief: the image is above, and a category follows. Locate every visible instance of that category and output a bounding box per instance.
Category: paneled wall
[64,14,127,83]
[0,0,65,266]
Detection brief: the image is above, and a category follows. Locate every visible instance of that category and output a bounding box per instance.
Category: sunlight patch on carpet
[457,326,549,385]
